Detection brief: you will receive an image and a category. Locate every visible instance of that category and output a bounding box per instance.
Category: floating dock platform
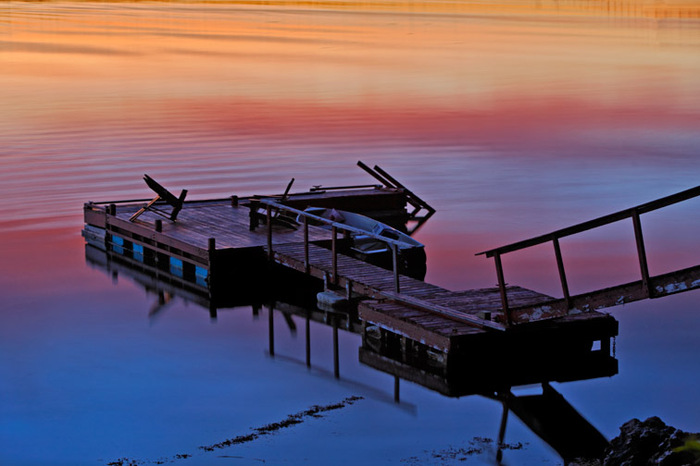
[83,163,700,369]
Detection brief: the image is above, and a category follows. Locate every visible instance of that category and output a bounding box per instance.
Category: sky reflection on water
[1,1,700,465]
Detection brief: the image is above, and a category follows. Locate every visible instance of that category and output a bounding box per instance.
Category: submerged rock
[573,417,699,466]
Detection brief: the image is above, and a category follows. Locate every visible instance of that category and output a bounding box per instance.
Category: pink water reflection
[1,2,700,464]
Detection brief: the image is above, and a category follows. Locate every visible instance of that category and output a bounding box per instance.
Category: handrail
[258,199,410,250]
[259,198,408,293]
[474,184,700,326]
[357,161,436,235]
[261,199,499,331]
[308,184,383,192]
[87,196,236,206]
[477,184,700,258]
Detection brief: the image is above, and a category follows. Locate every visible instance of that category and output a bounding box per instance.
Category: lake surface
[1,1,699,464]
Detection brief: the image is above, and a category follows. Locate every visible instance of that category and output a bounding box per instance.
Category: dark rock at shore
[573,417,699,466]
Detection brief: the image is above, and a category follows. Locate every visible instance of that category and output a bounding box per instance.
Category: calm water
[1,1,700,464]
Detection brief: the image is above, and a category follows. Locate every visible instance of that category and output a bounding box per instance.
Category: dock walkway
[270,241,560,350]
[83,166,700,361]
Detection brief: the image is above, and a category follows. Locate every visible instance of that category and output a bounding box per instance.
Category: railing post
[266,204,273,260]
[552,237,571,308]
[249,200,259,231]
[332,225,338,285]
[303,216,309,274]
[392,243,400,293]
[632,209,651,297]
[494,252,511,326]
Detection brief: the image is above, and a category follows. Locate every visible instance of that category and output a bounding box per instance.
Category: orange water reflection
[1,1,699,292]
[2,4,700,464]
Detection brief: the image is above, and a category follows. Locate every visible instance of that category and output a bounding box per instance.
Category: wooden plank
[84,204,107,228]
[106,215,210,262]
[509,264,700,323]
[380,291,506,331]
[359,303,453,351]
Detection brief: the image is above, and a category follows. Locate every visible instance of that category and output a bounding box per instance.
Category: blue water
[1,2,699,465]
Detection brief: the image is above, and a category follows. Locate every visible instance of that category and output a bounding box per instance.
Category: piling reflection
[86,243,619,463]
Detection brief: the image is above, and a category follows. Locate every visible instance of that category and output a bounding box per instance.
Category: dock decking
[83,167,700,366]
[268,241,590,351]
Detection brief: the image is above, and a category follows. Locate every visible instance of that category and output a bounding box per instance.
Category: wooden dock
[83,164,700,368]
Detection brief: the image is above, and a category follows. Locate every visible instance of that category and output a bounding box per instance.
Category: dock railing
[477,185,700,326]
[357,161,436,234]
[259,199,409,294]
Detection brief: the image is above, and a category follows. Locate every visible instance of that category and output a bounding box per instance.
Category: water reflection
[4,2,699,463]
[86,243,618,464]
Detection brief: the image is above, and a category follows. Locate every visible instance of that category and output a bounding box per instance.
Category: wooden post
[268,304,275,357]
[553,237,571,307]
[249,200,259,231]
[230,195,238,207]
[332,225,338,285]
[346,281,352,300]
[306,311,311,368]
[155,219,162,232]
[332,316,339,379]
[108,203,116,216]
[392,243,400,293]
[494,252,512,326]
[632,210,651,297]
[266,205,273,261]
[303,216,309,274]
[208,238,216,281]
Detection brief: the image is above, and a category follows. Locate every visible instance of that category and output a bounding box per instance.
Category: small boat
[300,208,427,280]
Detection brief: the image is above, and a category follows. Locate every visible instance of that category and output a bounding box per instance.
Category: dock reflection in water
[86,243,618,464]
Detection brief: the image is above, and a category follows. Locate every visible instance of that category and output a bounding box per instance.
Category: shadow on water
[86,243,618,464]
